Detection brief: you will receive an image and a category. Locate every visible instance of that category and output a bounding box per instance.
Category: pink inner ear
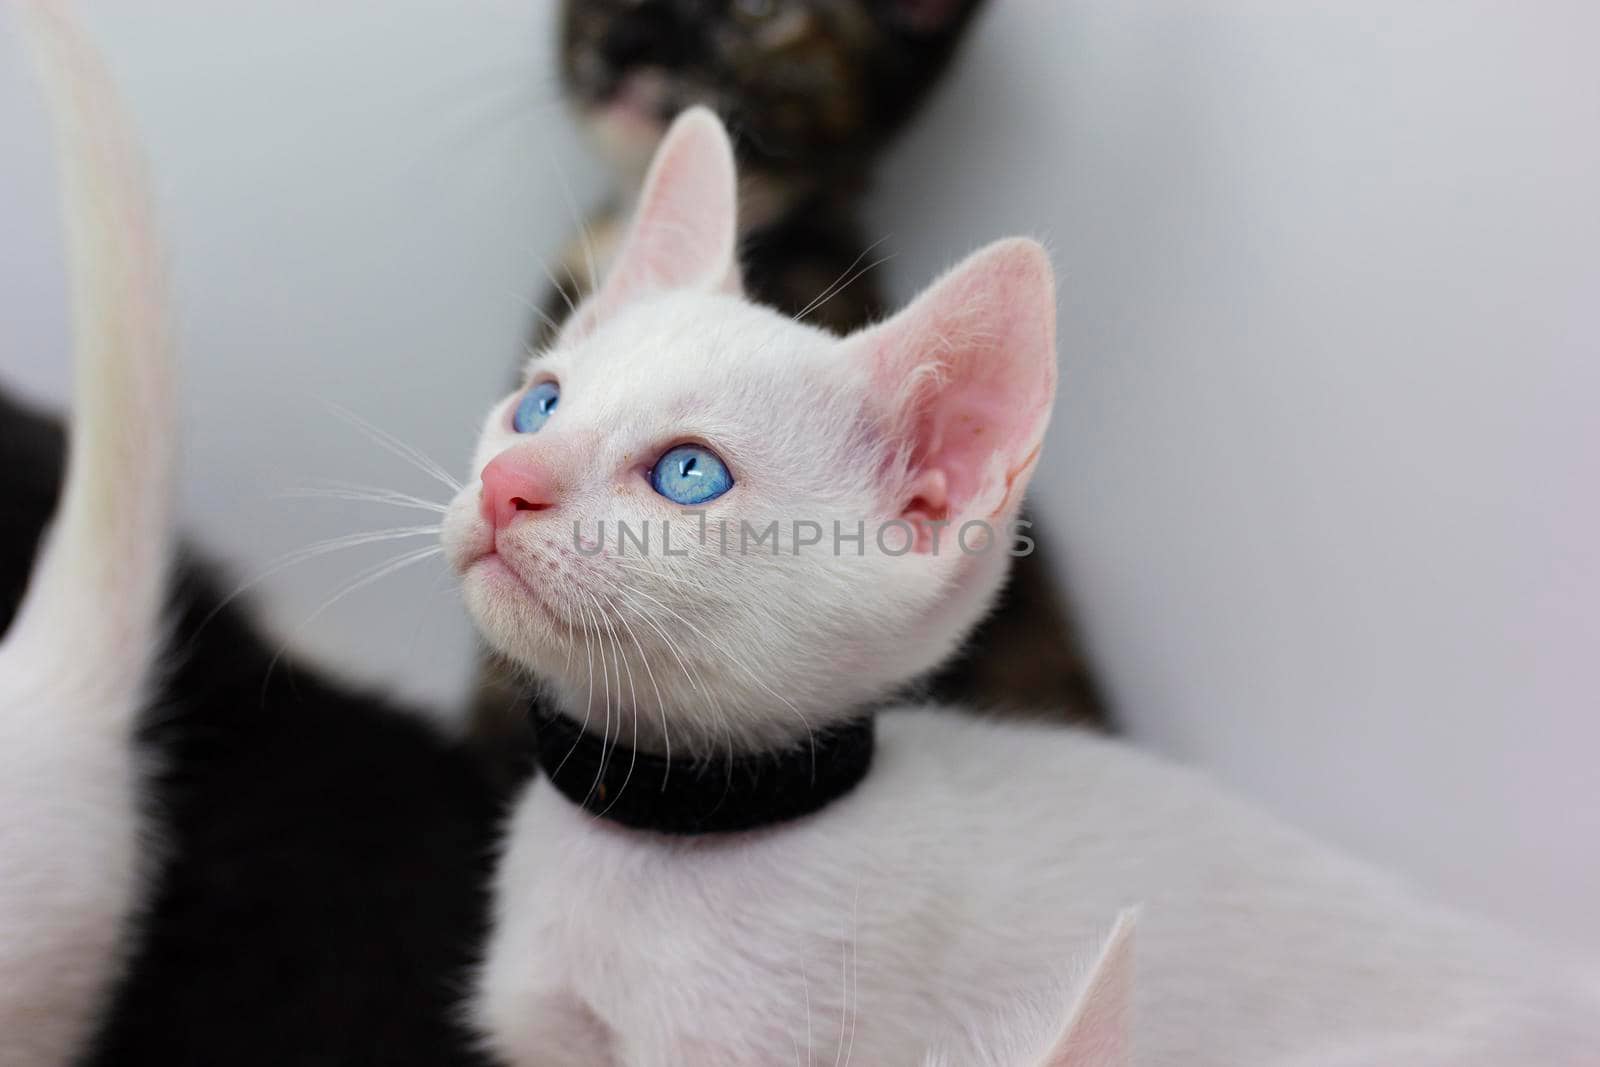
[1046,911,1135,1067]
[853,239,1057,540]
[566,107,741,340]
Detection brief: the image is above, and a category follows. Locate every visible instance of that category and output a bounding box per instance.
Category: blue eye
[512,381,559,433]
[649,444,733,505]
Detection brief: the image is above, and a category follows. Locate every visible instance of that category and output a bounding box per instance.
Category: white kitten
[445,110,1599,1065]
[0,4,175,1066]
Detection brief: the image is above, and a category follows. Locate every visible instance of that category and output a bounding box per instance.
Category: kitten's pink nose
[480,450,561,530]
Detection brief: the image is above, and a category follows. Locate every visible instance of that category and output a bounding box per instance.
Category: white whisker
[584,589,614,803]
[553,168,600,297]
[839,884,861,1067]
[613,580,815,765]
[561,589,577,678]
[610,591,731,767]
[611,560,713,594]
[551,595,600,781]
[248,522,440,582]
[323,399,463,494]
[537,259,580,320]
[281,483,448,515]
[793,235,893,324]
[261,543,443,693]
[505,287,562,342]
[194,523,442,641]
[802,960,813,1067]
[591,596,641,818]
[610,602,671,788]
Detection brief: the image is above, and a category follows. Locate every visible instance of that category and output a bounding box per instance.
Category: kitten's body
[483,713,1596,1066]
[1,403,500,1067]
[0,390,71,635]
[3,9,499,1064]
[451,112,1600,1066]
[0,7,177,1063]
[81,562,500,1067]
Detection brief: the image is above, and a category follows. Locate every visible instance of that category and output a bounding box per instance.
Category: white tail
[6,0,175,654]
[0,1,175,1063]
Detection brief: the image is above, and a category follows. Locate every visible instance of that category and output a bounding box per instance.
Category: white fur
[449,111,1600,1064]
[0,3,174,1063]
[443,117,1036,759]
[475,715,1599,1066]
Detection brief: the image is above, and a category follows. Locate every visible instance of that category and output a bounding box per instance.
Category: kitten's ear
[847,238,1056,533]
[564,107,742,341]
[925,911,1135,1067]
[1040,910,1136,1067]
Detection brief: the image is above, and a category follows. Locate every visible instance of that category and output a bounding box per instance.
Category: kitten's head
[444,108,1056,753]
[560,0,986,186]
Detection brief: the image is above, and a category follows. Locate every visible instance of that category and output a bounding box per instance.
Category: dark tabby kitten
[2,389,497,1065]
[474,0,1107,747]
[545,0,993,337]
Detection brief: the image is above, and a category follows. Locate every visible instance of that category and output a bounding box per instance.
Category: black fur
[0,390,64,634]
[1,391,498,1066]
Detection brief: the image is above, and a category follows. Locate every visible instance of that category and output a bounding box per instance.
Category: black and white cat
[2,9,499,1066]
[447,110,1600,1065]
[0,7,172,1062]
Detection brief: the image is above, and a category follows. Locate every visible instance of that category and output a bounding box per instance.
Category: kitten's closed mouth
[469,550,536,598]
[468,551,586,634]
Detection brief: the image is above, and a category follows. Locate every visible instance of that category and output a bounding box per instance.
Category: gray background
[2,2,1596,957]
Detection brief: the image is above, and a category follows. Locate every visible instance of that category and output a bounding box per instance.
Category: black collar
[528,705,875,836]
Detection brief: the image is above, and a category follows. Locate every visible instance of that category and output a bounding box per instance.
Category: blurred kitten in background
[551,0,985,335]
[471,0,1108,762]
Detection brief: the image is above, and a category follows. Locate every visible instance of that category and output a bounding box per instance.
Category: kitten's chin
[581,70,678,180]
[459,556,572,673]
[584,109,664,183]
